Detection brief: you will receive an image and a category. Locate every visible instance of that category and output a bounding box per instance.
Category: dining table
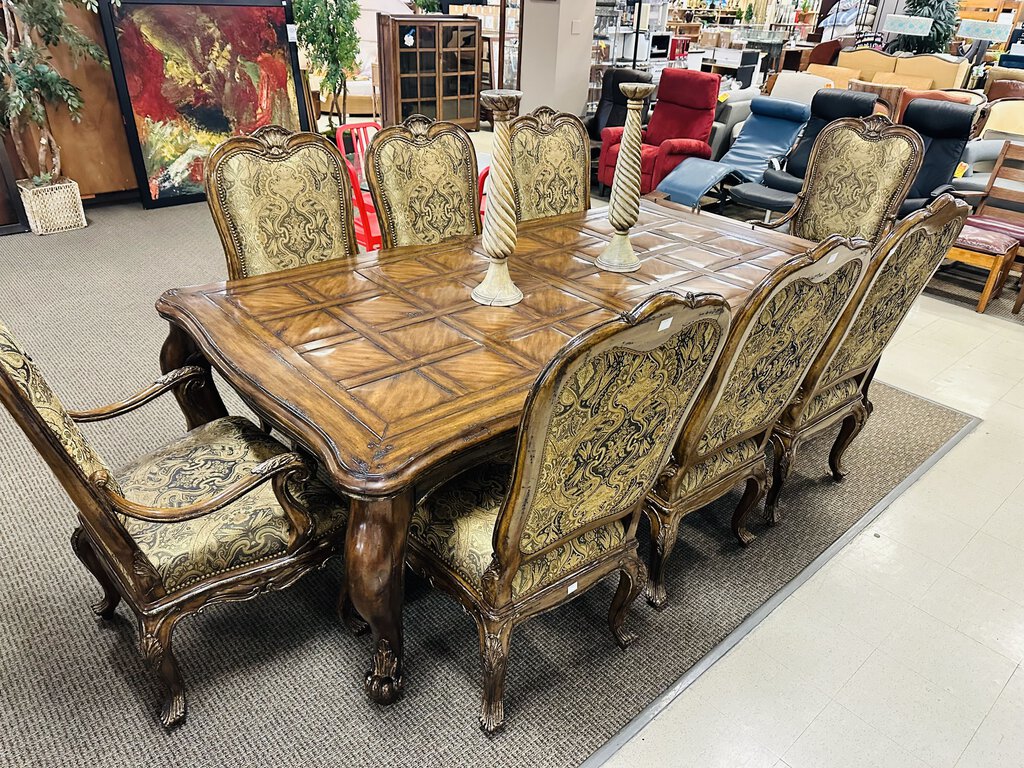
[155,198,815,705]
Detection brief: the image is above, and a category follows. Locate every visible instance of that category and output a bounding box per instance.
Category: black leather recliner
[898,99,977,216]
[729,89,878,213]
[585,68,653,159]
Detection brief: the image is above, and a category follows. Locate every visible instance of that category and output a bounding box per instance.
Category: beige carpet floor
[0,203,971,767]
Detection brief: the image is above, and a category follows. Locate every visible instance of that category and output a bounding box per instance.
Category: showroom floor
[602,294,1024,768]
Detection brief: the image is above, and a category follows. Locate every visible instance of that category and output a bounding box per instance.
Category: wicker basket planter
[16,177,87,235]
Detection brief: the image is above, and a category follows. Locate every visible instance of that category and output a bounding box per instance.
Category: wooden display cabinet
[377,14,482,130]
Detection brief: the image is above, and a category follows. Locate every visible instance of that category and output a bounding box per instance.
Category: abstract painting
[101,0,308,207]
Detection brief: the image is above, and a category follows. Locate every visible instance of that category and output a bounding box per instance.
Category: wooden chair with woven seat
[408,291,732,732]
[508,106,590,221]
[762,114,924,243]
[0,322,349,727]
[366,114,481,248]
[765,195,970,522]
[205,125,359,279]
[645,235,873,609]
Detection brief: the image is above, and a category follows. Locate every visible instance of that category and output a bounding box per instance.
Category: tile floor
[603,295,1024,768]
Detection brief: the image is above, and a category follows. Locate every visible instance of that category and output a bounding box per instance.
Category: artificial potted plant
[294,0,359,135]
[0,0,107,234]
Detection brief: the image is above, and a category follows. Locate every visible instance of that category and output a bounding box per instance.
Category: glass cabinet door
[440,22,478,123]
[397,22,438,120]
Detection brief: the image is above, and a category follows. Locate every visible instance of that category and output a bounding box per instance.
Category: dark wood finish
[376,14,482,130]
[156,201,816,702]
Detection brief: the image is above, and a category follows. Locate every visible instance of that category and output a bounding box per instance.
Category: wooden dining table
[155,199,814,705]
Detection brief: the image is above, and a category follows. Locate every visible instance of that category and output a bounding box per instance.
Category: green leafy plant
[894,0,958,54]
[744,3,754,22]
[293,0,359,128]
[0,0,107,182]
[412,0,440,11]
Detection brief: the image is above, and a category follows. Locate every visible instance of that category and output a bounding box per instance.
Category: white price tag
[658,317,673,332]
[567,581,578,595]
[286,23,297,43]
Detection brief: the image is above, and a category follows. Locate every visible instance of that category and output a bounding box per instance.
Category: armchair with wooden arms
[0,323,349,727]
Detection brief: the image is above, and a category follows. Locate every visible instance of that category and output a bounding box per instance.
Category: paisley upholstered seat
[509,107,590,221]
[672,438,760,496]
[763,114,924,243]
[407,292,730,732]
[205,125,358,279]
[0,321,348,728]
[766,195,969,521]
[365,114,481,248]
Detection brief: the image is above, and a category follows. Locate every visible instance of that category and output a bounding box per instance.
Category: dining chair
[509,106,590,221]
[762,114,924,243]
[645,235,873,609]
[765,195,969,522]
[0,321,349,727]
[205,125,358,279]
[408,291,731,732]
[365,114,481,248]
[337,121,384,251]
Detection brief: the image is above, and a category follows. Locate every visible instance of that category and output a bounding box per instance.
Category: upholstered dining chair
[408,292,731,732]
[0,322,348,727]
[761,114,924,243]
[764,195,969,522]
[509,106,590,221]
[366,114,481,248]
[205,125,358,279]
[645,235,873,609]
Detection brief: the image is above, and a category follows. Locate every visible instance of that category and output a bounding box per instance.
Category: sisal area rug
[925,263,1023,324]
[0,205,972,767]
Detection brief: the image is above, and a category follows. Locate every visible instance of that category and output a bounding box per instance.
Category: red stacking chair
[337,122,382,251]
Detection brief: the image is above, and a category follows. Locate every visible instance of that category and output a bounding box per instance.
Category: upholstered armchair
[766,196,969,521]
[366,114,481,248]
[205,126,358,279]
[408,292,731,731]
[509,106,590,221]
[645,236,872,609]
[598,68,720,194]
[762,114,924,243]
[0,322,349,727]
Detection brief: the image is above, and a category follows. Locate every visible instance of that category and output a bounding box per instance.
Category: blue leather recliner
[655,97,810,208]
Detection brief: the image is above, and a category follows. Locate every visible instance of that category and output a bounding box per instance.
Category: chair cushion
[762,167,805,194]
[988,79,1024,101]
[410,459,625,600]
[871,71,933,90]
[645,69,720,148]
[117,416,347,592]
[800,378,861,424]
[729,181,798,213]
[955,223,1019,256]
[675,439,760,496]
[965,216,1024,243]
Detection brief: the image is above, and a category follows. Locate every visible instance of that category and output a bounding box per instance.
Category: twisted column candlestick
[597,82,656,273]
[472,89,524,307]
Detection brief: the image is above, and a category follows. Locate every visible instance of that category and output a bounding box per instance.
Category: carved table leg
[159,323,228,430]
[345,490,414,705]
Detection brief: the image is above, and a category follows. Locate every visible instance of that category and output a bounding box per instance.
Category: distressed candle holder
[472,89,525,307]
[596,82,657,273]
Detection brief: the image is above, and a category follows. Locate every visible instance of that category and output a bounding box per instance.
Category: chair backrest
[365,114,481,248]
[849,78,906,118]
[646,68,720,148]
[985,66,1024,95]
[590,68,653,141]
[337,121,382,188]
[720,97,810,182]
[807,39,842,67]
[837,48,896,82]
[806,63,861,89]
[205,126,358,279]
[786,89,878,180]
[896,88,975,122]
[771,72,834,105]
[901,100,978,199]
[981,98,1024,138]
[977,140,1024,224]
[789,115,924,242]
[509,106,590,221]
[491,292,730,596]
[794,195,967,417]
[673,236,872,469]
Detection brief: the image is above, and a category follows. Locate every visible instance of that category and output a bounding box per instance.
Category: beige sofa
[836,49,970,89]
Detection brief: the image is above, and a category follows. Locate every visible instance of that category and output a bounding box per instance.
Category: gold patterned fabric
[212,138,357,278]
[368,118,479,247]
[0,322,117,489]
[700,263,863,454]
[674,438,760,495]
[820,220,962,390]
[411,460,625,599]
[510,109,590,221]
[117,417,347,592]
[799,378,861,424]
[793,125,917,243]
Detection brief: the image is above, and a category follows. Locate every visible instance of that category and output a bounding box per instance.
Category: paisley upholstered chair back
[366,115,481,248]
[789,115,923,243]
[0,322,118,493]
[509,107,591,221]
[494,292,730,578]
[205,126,358,280]
[682,237,872,464]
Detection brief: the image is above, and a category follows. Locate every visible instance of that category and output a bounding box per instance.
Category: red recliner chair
[598,68,721,194]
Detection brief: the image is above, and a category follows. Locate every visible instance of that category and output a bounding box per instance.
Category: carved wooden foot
[732,467,767,546]
[159,323,228,431]
[479,619,513,733]
[829,403,868,481]
[70,527,121,620]
[645,508,680,611]
[609,557,647,649]
[365,638,403,703]
[140,618,186,728]
[765,433,796,527]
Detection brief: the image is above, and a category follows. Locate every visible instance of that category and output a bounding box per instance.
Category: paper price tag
[287,23,297,43]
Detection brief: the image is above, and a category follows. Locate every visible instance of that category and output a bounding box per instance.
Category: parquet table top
[157,200,813,496]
